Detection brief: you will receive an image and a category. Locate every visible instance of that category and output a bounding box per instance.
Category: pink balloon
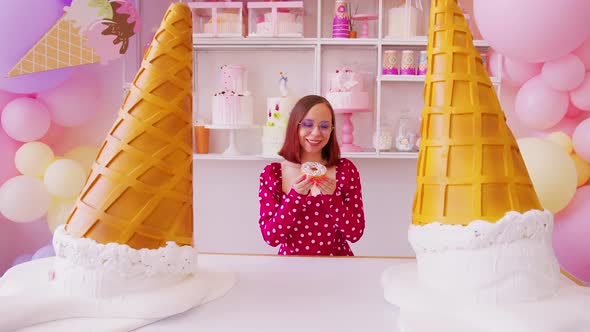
[504,57,542,87]
[572,118,590,162]
[0,128,19,186]
[554,186,590,283]
[39,123,65,148]
[0,90,19,110]
[570,72,590,111]
[573,38,590,70]
[515,75,569,130]
[545,117,580,137]
[541,54,586,91]
[474,0,590,63]
[566,103,584,119]
[36,72,101,127]
[0,0,74,93]
[1,98,51,142]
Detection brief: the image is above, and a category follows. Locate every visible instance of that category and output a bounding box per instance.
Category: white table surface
[137,254,407,332]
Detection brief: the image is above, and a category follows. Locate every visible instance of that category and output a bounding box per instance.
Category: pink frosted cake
[325,67,369,110]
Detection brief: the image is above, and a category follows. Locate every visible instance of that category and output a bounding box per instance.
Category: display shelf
[134,0,501,161]
[193,151,418,160]
[192,36,489,48]
[380,75,501,84]
[320,38,379,46]
[193,37,317,47]
[381,36,490,48]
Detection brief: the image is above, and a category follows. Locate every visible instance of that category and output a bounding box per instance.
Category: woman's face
[298,103,333,156]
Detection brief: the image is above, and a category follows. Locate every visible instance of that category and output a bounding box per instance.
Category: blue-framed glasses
[298,119,333,135]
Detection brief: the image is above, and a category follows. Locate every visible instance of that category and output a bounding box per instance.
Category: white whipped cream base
[51,225,199,298]
[408,210,560,305]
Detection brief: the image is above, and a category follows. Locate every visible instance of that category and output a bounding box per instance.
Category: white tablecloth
[137,254,406,332]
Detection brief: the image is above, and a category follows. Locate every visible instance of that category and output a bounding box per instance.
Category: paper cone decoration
[6,15,100,77]
[65,2,194,249]
[412,0,542,226]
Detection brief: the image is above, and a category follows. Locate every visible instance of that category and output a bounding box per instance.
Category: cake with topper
[0,4,235,331]
[262,72,297,157]
[381,1,590,331]
[211,64,254,126]
[255,9,303,36]
[325,67,369,110]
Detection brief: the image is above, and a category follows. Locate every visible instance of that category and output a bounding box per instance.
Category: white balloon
[44,159,87,198]
[0,175,51,223]
[15,141,55,177]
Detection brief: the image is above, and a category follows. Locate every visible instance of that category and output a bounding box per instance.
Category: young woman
[258,95,365,256]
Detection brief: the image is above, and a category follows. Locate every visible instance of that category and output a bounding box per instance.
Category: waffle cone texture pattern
[65,3,194,249]
[7,15,100,77]
[412,0,542,226]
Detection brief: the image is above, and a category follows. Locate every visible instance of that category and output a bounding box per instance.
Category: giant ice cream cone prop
[382,2,590,331]
[65,3,194,250]
[412,0,541,226]
[0,4,235,331]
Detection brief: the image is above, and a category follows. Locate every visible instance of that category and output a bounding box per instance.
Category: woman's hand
[317,177,336,195]
[292,174,313,195]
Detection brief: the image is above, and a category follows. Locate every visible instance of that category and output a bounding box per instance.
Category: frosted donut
[301,162,327,178]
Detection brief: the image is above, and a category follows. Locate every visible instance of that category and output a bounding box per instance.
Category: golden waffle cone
[6,15,100,77]
[65,3,194,249]
[412,0,542,226]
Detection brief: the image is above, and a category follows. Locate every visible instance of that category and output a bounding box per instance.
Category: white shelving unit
[186,0,500,161]
[130,0,501,257]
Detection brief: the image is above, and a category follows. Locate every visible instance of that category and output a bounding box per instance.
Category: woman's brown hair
[278,95,341,166]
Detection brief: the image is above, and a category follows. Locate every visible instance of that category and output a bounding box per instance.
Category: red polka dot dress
[258,158,365,256]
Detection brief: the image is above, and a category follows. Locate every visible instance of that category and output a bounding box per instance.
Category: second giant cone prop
[382,1,590,332]
[0,4,235,332]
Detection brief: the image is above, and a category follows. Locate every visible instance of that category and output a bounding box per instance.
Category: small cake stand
[205,124,258,156]
[334,108,372,152]
[352,14,378,38]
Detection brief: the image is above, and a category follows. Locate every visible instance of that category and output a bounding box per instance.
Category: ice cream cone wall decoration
[7,0,140,77]
[65,2,194,250]
[412,0,541,226]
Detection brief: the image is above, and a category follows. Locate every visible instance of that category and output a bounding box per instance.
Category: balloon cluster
[478,1,590,142]
[518,133,590,284]
[0,141,98,231]
[475,0,590,283]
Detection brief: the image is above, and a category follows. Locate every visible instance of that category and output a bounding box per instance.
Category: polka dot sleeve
[258,163,306,247]
[323,159,365,243]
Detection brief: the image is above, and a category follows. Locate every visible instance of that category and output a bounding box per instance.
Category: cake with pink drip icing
[211,64,254,126]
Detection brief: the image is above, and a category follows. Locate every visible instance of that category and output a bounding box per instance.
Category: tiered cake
[381,1,590,331]
[262,72,297,157]
[325,67,369,110]
[211,64,254,126]
[256,10,303,36]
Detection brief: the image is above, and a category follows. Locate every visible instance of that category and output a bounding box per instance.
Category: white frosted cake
[325,68,369,110]
[211,65,254,126]
[203,13,242,35]
[262,72,297,157]
[255,11,303,36]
